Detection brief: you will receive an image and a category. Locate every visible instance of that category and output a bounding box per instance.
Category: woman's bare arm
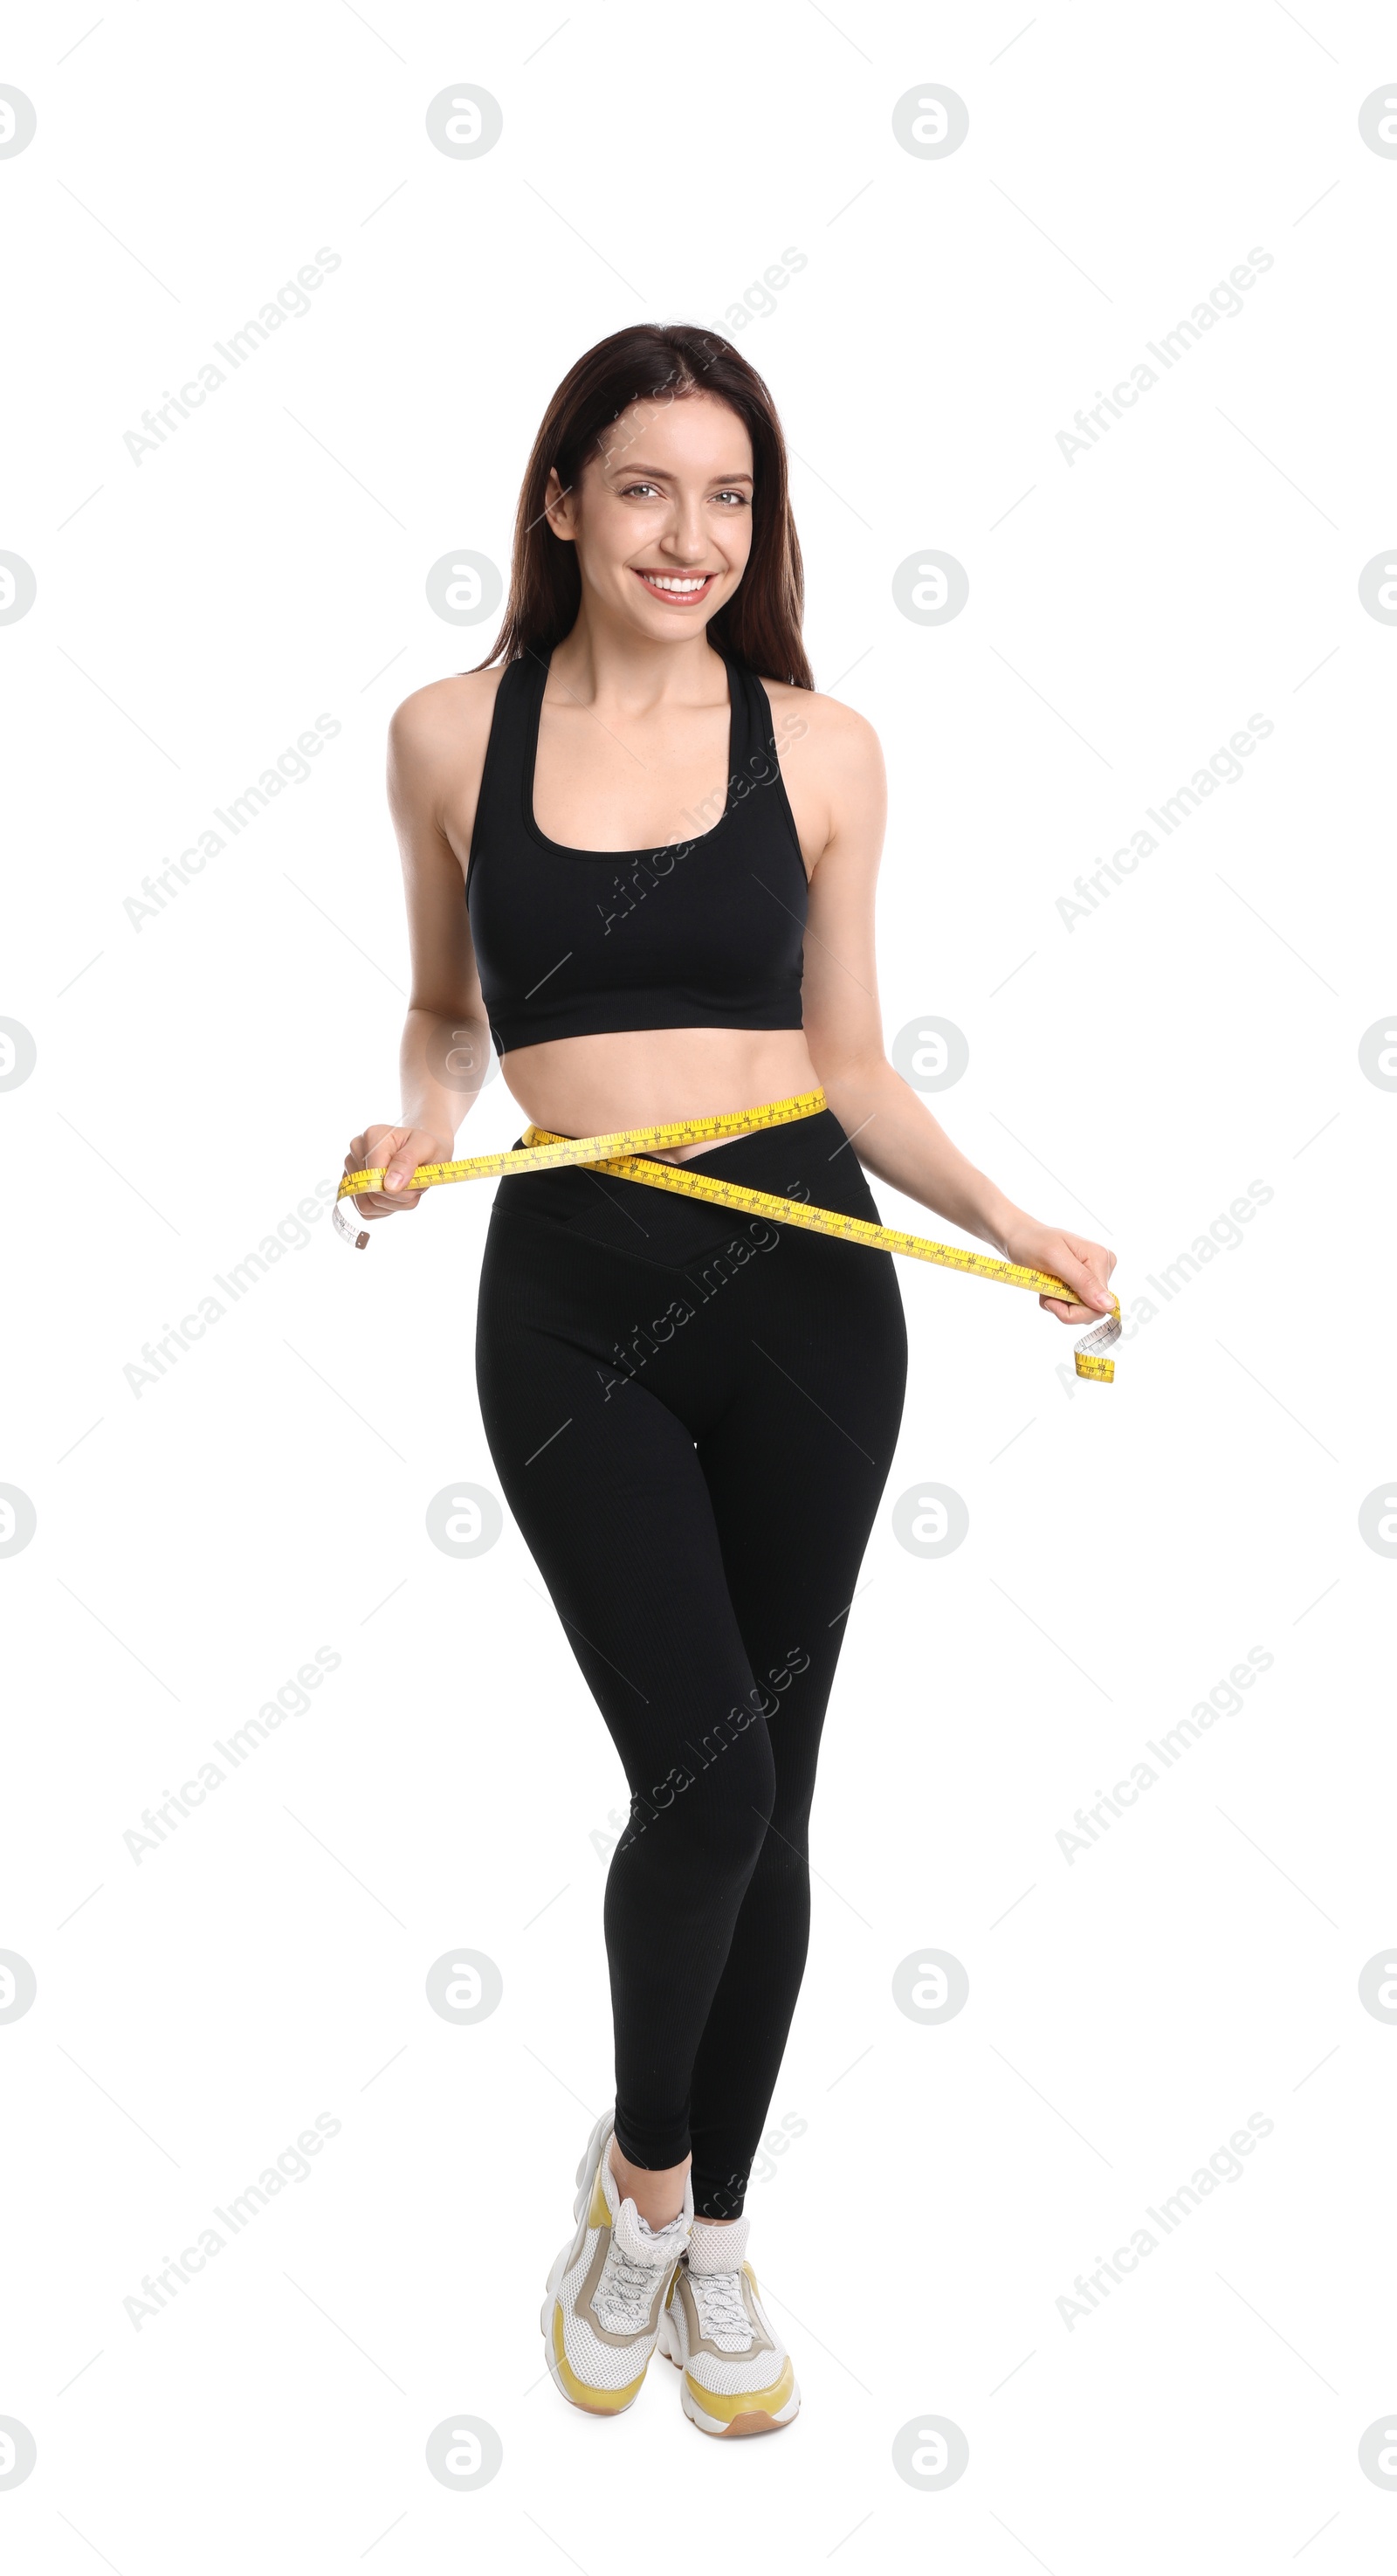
[344,672,501,1215]
[790,695,1116,1325]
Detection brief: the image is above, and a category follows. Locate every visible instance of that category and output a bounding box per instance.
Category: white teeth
[643,575,709,591]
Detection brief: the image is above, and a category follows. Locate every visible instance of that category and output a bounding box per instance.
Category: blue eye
[617,483,748,504]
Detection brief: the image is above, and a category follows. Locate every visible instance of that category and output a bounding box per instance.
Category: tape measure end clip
[332,1198,371,1252]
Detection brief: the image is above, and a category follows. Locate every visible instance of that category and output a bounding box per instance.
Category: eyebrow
[609,463,754,483]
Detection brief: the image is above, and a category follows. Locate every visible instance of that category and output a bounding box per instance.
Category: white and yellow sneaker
[657,2214,801,2436]
[540,2108,693,2417]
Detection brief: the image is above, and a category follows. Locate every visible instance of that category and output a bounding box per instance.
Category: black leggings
[475,1109,907,2217]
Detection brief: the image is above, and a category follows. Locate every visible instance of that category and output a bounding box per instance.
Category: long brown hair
[474,324,813,689]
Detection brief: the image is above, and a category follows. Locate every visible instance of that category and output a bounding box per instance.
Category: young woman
[344,325,1117,2439]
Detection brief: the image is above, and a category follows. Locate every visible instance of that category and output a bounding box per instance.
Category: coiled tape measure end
[334,1091,1121,1381]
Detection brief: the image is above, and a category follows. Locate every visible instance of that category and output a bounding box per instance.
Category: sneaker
[540,2107,693,2416]
[656,2214,801,2435]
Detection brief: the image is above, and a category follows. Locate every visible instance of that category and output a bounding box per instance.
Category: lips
[632,569,719,605]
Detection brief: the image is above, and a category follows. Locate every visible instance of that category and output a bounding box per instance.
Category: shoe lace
[688,2264,752,2348]
[593,2238,672,2335]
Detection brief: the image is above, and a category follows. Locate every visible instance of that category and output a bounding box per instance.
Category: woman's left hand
[1001,1218,1118,1327]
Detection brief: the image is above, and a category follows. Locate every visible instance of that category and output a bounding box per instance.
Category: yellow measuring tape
[336,1085,1120,1380]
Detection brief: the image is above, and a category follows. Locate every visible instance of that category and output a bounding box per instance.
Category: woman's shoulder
[384,667,514,844]
[759,677,884,774]
[389,664,506,754]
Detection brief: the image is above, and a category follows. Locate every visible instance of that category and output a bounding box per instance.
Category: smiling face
[544,389,754,643]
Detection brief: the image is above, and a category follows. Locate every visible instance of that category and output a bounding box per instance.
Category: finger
[1049,1251,1117,1314]
[348,1127,405,1184]
[1078,1278,1118,1315]
[356,1181,422,1218]
[1040,1278,1115,1321]
[342,1134,401,1213]
[348,1129,395,1174]
[1040,1292,1095,1325]
[382,1133,426,1193]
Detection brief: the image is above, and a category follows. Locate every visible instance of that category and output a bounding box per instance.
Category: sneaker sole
[662,2344,802,2436]
[540,2287,652,2416]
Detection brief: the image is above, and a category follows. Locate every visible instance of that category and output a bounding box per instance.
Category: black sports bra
[465,648,809,1056]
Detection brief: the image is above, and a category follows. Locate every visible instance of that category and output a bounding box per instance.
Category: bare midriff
[499,1026,822,1162]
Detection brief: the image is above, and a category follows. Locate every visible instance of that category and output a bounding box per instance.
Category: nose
[659,491,712,564]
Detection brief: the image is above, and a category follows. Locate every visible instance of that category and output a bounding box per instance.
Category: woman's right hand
[342,1124,452,1220]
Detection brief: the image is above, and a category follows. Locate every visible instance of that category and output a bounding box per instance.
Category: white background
[3,0,1396,2566]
